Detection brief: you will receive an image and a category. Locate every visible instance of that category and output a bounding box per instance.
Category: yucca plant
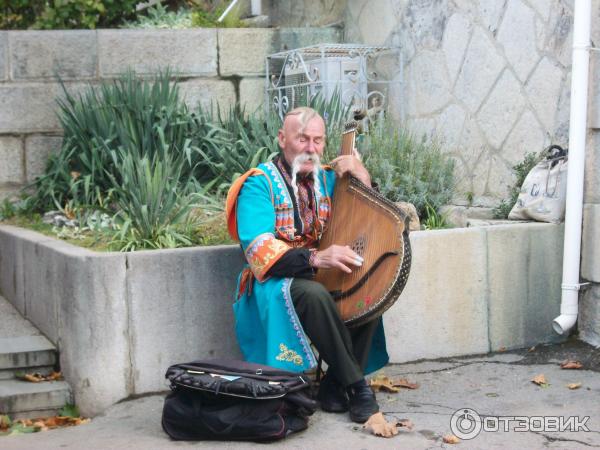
[105,141,221,251]
[30,70,206,212]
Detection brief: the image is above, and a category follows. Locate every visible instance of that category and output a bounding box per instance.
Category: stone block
[55,250,130,417]
[25,135,62,182]
[179,79,236,112]
[0,31,7,81]
[406,49,451,116]
[218,28,273,77]
[10,31,97,80]
[218,28,342,77]
[525,57,565,132]
[478,70,527,149]
[0,83,62,133]
[455,26,505,112]
[0,136,24,184]
[442,13,471,85]
[486,223,565,350]
[497,0,539,82]
[98,29,217,77]
[502,109,547,166]
[354,0,397,45]
[585,132,600,203]
[581,204,600,282]
[0,226,29,314]
[239,77,266,114]
[384,228,490,362]
[125,245,245,394]
[579,284,600,347]
[476,0,507,32]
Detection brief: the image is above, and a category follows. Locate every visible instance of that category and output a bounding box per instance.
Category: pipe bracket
[561,282,590,291]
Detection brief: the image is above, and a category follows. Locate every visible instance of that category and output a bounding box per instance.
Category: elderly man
[225,107,388,423]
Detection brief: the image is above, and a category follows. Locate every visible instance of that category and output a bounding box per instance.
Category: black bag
[161,358,317,441]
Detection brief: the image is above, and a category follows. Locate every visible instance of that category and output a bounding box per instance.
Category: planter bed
[0,222,565,415]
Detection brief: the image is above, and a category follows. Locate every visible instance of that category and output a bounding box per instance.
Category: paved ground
[2,340,599,449]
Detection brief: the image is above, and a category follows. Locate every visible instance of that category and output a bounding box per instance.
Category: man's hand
[311,245,364,273]
[330,149,371,187]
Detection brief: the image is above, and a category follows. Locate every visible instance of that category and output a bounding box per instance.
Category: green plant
[122,3,193,29]
[0,0,43,29]
[493,152,542,219]
[359,118,455,219]
[33,0,138,29]
[190,1,245,28]
[422,203,451,230]
[31,70,205,211]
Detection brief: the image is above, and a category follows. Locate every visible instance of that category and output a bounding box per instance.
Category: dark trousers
[290,278,379,387]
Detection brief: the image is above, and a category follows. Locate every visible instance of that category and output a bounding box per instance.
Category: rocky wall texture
[343,0,583,207]
[0,27,341,201]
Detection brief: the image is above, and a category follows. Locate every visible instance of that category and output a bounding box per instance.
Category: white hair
[291,153,321,205]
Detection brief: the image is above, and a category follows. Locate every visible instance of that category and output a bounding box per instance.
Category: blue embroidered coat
[225,161,389,373]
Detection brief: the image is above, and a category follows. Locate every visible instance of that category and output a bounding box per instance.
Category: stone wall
[0,27,341,201]
[342,0,583,208]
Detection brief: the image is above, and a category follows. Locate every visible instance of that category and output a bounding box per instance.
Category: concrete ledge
[0,222,565,415]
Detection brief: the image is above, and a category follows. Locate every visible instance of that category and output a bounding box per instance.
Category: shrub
[34,0,138,29]
[493,152,542,219]
[0,0,43,29]
[359,118,455,219]
[122,3,193,29]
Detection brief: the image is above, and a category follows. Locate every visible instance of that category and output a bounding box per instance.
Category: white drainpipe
[552,0,592,335]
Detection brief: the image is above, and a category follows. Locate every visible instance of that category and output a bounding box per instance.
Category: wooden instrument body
[314,125,411,327]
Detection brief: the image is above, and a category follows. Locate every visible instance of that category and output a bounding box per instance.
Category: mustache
[292,153,320,167]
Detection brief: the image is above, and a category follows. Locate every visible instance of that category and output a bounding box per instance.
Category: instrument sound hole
[351,235,366,257]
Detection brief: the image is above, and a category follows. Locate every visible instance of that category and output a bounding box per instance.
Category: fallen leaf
[567,383,582,390]
[369,375,400,393]
[392,378,420,390]
[363,412,398,438]
[531,374,549,387]
[560,361,583,370]
[17,371,63,383]
[0,415,11,431]
[32,420,48,432]
[397,418,414,430]
[443,434,461,444]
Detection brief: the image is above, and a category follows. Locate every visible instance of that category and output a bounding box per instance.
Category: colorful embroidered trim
[275,343,303,366]
[244,232,291,282]
[264,161,296,240]
[281,278,317,369]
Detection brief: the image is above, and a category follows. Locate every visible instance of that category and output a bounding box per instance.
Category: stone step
[0,336,57,379]
[0,379,72,419]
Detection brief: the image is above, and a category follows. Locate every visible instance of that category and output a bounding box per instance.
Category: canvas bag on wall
[509,145,568,224]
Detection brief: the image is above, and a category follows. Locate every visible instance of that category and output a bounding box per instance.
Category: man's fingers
[337,262,352,273]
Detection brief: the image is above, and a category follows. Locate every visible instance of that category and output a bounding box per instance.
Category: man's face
[278,114,326,174]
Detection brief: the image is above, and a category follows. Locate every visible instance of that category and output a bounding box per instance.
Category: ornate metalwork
[265,44,401,122]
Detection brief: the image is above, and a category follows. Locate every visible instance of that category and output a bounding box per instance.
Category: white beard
[291,153,321,205]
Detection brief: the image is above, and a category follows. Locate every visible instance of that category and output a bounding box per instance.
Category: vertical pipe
[251,0,262,16]
[552,0,592,334]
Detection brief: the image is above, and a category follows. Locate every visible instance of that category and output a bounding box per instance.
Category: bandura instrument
[315,121,412,327]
